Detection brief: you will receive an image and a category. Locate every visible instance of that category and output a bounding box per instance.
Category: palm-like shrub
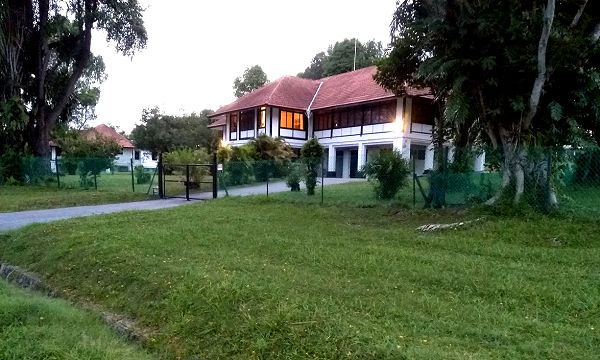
[363,150,411,199]
[249,135,295,181]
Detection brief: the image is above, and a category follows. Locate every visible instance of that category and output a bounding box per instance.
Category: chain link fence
[2,148,599,217]
[215,147,600,217]
[0,156,159,195]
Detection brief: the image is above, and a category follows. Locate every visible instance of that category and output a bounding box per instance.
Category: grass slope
[0,280,154,360]
[0,186,150,213]
[1,197,599,359]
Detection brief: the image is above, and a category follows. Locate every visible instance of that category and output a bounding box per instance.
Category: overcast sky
[90,0,396,133]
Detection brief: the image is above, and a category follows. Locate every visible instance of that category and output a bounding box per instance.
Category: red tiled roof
[210,66,431,117]
[208,115,226,128]
[83,124,134,148]
[211,77,320,117]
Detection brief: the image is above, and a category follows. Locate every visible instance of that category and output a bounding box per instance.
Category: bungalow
[209,66,485,177]
[50,124,157,172]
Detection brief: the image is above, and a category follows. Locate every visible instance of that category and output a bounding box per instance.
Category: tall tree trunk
[31,0,96,156]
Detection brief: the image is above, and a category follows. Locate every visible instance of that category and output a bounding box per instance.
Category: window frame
[258,107,266,128]
[279,109,305,130]
[229,112,238,137]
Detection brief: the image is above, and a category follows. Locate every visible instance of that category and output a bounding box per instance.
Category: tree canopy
[376,0,600,207]
[298,39,384,79]
[130,108,218,153]
[0,0,147,157]
[233,65,268,98]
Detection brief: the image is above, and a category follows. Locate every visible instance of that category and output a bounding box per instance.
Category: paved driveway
[0,178,364,231]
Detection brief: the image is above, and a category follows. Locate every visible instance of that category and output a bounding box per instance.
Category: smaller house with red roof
[83,124,157,171]
[51,124,156,172]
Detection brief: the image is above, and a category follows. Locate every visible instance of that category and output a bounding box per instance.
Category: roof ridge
[266,77,285,104]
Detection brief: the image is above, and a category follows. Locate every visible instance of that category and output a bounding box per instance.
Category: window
[151,152,157,161]
[230,113,238,133]
[280,110,304,130]
[259,107,266,128]
[240,110,254,131]
[411,97,435,125]
[134,150,140,160]
[364,100,396,125]
[314,112,332,130]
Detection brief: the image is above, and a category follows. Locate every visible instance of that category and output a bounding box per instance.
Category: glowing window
[259,107,266,128]
[280,110,304,130]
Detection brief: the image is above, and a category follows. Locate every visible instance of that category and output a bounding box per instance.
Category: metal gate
[158,153,218,200]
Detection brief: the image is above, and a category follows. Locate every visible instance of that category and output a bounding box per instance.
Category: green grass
[0,280,155,359]
[58,172,156,194]
[0,185,150,213]
[1,196,598,359]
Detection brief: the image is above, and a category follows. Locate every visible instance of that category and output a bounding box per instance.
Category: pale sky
[90,0,396,133]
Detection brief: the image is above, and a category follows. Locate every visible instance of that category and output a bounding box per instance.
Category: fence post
[413,157,416,207]
[158,153,164,198]
[55,159,60,189]
[266,162,269,198]
[94,173,97,190]
[212,152,218,199]
[185,164,190,201]
[130,158,135,193]
[321,164,324,205]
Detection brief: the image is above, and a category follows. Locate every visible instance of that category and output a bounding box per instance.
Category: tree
[298,39,383,79]
[233,65,268,98]
[297,52,326,79]
[376,0,600,209]
[0,0,147,157]
[130,108,217,153]
[300,138,324,195]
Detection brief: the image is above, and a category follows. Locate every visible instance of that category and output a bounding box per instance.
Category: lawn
[0,196,598,359]
[0,185,150,213]
[0,280,155,359]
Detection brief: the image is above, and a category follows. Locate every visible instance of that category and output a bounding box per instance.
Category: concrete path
[0,178,364,231]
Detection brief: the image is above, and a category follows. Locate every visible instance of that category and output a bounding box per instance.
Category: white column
[393,138,403,153]
[342,150,351,178]
[357,143,366,171]
[474,152,486,172]
[424,143,434,171]
[327,144,336,175]
[402,138,411,160]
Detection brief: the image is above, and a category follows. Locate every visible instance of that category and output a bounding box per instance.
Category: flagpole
[353,38,357,71]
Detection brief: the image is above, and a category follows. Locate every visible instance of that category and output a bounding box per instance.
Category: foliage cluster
[219,135,295,186]
[130,108,217,153]
[363,150,411,199]
[300,138,324,195]
[233,65,269,98]
[163,148,210,184]
[298,39,383,79]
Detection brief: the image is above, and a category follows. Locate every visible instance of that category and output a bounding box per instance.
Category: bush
[363,150,411,199]
[249,135,295,181]
[58,131,120,187]
[163,148,211,183]
[572,149,600,185]
[300,138,324,195]
[286,162,304,191]
[135,165,151,184]
[221,145,255,186]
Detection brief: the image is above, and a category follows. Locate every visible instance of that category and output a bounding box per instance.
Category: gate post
[212,152,218,199]
[158,153,164,198]
[186,164,190,201]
